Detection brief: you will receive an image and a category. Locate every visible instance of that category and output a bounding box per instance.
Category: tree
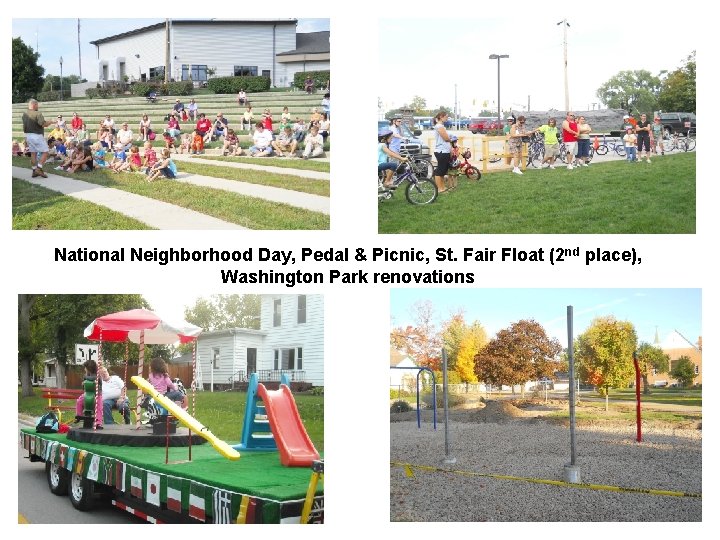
[670,355,696,387]
[18,295,39,397]
[474,319,561,396]
[596,70,662,116]
[455,334,479,383]
[390,300,441,370]
[657,51,696,113]
[42,74,84,93]
[635,342,670,394]
[440,312,488,371]
[575,316,637,410]
[184,294,261,331]
[12,37,45,103]
[28,295,150,391]
[408,96,427,112]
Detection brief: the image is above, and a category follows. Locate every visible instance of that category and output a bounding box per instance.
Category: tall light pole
[77,19,82,78]
[59,56,63,100]
[454,83,458,130]
[488,54,509,126]
[557,19,570,111]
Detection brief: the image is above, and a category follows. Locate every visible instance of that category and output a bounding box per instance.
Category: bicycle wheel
[662,138,673,153]
[465,166,481,181]
[412,158,434,179]
[405,176,438,205]
[595,144,608,156]
[587,146,594,163]
[615,144,626,157]
[558,144,567,163]
[685,136,696,152]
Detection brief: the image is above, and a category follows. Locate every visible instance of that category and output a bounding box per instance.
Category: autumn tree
[596,70,662,115]
[474,319,561,396]
[657,52,695,113]
[441,312,488,377]
[575,316,637,410]
[455,334,479,383]
[670,355,696,387]
[635,342,670,394]
[390,300,441,370]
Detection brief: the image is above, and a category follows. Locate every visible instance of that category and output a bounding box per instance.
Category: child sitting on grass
[190,130,204,154]
[142,141,158,172]
[163,130,179,154]
[179,132,192,154]
[147,148,177,182]
[109,144,127,173]
[93,143,108,168]
[12,140,22,157]
[222,129,243,156]
[55,141,78,170]
[68,146,94,173]
[115,145,143,173]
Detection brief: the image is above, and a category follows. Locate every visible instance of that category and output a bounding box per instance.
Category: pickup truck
[468,117,500,134]
[657,112,696,136]
[378,120,432,161]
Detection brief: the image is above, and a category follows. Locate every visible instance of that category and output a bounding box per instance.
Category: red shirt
[262,115,273,131]
[562,120,578,142]
[196,118,212,133]
[71,116,83,130]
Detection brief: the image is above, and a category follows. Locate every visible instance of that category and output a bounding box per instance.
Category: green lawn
[12,179,152,230]
[18,388,324,452]
[589,387,702,407]
[197,155,330,173]
[379,152,696,233]
[545,404,700,425]
[12,157,329,230]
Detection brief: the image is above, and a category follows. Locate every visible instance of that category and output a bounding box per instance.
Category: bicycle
[399,145,434,179]
[663,132,695,153]
[524,132,546,168]
[558,141,595,164]
[449,149,481,181]
[594,134,626,157]
[378,155,438,205]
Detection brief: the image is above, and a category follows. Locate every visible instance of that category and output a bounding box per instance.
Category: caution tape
[391,461,701,498]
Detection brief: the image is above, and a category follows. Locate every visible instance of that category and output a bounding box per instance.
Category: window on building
[274,348,302,371]
[297,295,307,324]
[694,365,699,375]
[274,349,279,370]
[182,64,208,82]
[212,347,220,370]
[261,69,271,78]
[297,347,303,370]
[273,298,281,327]
[149,66,165,80]
[234,65,258,76]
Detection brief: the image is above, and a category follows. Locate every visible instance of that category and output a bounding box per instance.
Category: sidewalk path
[175,153,331,181]
[12,166,246,230]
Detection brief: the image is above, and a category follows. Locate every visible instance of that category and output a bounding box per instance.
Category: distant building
[89,19,329,88]
[646,332,702,387]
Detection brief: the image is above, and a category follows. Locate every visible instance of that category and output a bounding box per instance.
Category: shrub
[207,76,270,94]
[310,386,324,396]
[390,400,411,413]
[37,91,61,102]
[85,88,113,99]
[167,81,193,96]
[293,71,330,91]
[421,391,468,409]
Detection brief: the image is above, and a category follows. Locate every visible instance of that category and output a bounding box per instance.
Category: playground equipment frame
[390,366,437,429]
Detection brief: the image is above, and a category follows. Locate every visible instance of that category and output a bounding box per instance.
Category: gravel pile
[391,415,701,522]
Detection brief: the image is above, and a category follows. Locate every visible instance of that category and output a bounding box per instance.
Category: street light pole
[59,56,63,101]
[488,54,509,127]
[557,19,570,111]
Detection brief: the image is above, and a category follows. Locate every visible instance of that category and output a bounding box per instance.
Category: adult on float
[432,111,452,193]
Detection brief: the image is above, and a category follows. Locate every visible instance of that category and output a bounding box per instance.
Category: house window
[149,66,165,80]
[234,65,258,76]
[261,70,270,78]
[274,348,302,370]
[274,349,279,370]
[694,365,699,375]
[297,295,307,324]
[212,348,220,370]
[297,347,303,370]
[182,64,208,81]
[273,299,282,327]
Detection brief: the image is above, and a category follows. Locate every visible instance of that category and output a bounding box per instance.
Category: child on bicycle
[447,135,464,189]
[378,129,407,188]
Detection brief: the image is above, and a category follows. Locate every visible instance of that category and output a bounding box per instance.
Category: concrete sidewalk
[174,152,330,181]
[12,166,246,230]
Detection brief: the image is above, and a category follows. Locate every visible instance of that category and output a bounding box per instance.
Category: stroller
[145,91,158,104]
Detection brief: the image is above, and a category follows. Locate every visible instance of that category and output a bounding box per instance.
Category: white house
[390,348,423,392]
[196,294,323,390]
[87,19,329,88]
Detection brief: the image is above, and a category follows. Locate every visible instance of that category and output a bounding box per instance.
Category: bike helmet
[378,128,393,139]
[449,135,458,142]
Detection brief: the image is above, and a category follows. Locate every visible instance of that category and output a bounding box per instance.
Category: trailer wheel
[68,472,96,511]
[46,461,69,495]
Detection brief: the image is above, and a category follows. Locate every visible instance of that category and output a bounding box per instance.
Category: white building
[88,19,329,89]
[196,294,324,390]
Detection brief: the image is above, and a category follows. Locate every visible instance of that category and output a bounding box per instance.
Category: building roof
[90,19,298,46]
[198,327,266,339]
[659,331,700,351]
[277,31,330,56]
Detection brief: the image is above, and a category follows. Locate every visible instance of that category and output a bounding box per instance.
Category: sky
[378,17,697,116]
[11,18,330,79]
[390,289,702,350]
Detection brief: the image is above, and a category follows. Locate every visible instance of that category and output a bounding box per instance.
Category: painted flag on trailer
[189,482,206,521]
[67,447,76,471]
[59,445,67,469]
[130,468,143,498]
[87,454,100,481]
[236,495,257,524]
[212,489,232,524]
[75,450,87,474]
[115,461,126,491]
[146,473,161,506]
[102,457,115,486]
[166,476,183,513]
[30,435,35,455]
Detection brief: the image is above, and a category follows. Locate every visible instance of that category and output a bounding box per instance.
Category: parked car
[657,112,696,136]
[378,120,432,162]
[468,117,500,134]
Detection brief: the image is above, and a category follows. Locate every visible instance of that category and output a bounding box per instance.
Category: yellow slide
[131,376,240,461]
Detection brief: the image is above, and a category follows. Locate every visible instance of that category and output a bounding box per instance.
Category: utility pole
[557,19,570,111]
[77,19,82,78]
[454,84,458,130]
[165,19,171,85]
[488,54,509,125]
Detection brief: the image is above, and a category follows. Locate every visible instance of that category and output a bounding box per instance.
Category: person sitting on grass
[142,141,158,172]
[179,132,192,154]
[163,131,179,154]
[53,139,68,161]
[68,146,94,173]
[147,148,177,182]
[212,113,229,141]
[302,125,325,160]
[109,144,128,173]
[93,142,108,168]
[190,129,205,155]
[195,113,212,142]
[242,106,254,132]
[55,141,78,170]
[271,126,298,157]
[21,139,32,157]
[248,122,273,157]
[292,118,307,143]
[12,140,22,157]
[48,125,66,145]
[115,145,143,173]
[222,129,243,156]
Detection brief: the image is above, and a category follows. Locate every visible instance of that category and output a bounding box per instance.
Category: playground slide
[130,376,240,461]
[257,383,319,467]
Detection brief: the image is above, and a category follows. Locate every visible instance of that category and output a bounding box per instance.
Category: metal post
[564,305,580,482]
[488,54,509,126]
[557,19,570,111]
[59,57,63,101]
[633,351,642,442]
[442,348,456,464]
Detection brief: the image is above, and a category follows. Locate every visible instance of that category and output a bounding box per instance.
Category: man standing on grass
[22,99,54,178]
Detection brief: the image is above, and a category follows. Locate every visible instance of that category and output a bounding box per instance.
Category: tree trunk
[18,294,37,397]
[642,374,650,395]
[605,391,609,412]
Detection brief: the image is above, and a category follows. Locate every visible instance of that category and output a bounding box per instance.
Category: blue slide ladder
[234,372,290,451]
